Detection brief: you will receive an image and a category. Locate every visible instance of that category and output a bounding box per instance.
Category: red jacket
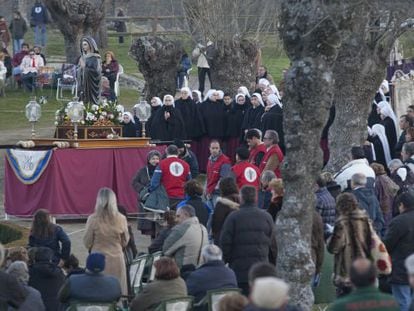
[259,145,284,177]
[159,156,190,198]
[248,143,267,167]
[206,153,231,195]
[231,161,261,190]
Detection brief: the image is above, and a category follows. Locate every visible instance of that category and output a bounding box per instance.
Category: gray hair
[388,159,403,171]
[177,204,196,217]
[0,243,4,266]
[7,261,29,284]
[202,244,223,262]
[251,277,289,309]
[351,173,367,187]
[261,170,276,183]
[403,142,414,157]
[265,130,279,144]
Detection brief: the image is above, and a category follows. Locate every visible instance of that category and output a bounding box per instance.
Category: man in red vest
[150,144,191,210]
[205,140,231,205]
[231,147,261,191]
[259,130,284,178]
[246,129,267,168]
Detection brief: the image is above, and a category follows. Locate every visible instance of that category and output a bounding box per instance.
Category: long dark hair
[31,209,55,239]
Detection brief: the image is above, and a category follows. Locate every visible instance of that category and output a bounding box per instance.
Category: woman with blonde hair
[84,187,130,295]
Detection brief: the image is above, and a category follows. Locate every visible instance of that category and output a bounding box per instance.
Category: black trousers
[198,67,212,95]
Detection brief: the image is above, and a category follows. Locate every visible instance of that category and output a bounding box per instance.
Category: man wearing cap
[174,139,199,178]
[59,252,122,305]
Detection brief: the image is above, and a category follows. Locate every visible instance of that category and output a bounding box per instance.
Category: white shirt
[0,61,6,80]
[20,55,44,74]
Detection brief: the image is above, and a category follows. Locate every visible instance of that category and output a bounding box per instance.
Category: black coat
[148,227,173,254]
[225,103,248,139]
[199,99,226,139]
[29,262,65,311]
[150,105,187,141]
[367,135,387,168]
[180,195,209,226]
[181,149,199,178]
[384,209,414,284]
[219,203,275,283]
[175,97,205,139]
[146,106,162,138]
[186,260,238,303]
[242,105,264,132]
[261,105,285,153]
[381,117,397,158]
[122,122,137,137]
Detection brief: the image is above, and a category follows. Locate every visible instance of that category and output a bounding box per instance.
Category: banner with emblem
[6,149,53,185]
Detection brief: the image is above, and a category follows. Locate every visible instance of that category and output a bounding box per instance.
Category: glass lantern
[134,100,152,137]
[25,97,41,138]
[67,98,85,141]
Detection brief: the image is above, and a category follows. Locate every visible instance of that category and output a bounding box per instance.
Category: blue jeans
[34,24,47,47]
[13,39,24,55]
[391,284,412,311]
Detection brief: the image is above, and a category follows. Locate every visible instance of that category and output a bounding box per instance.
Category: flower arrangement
[55,98,125,126]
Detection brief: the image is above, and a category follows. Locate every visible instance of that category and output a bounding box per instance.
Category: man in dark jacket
[315,174,336,239]
[351,173,384,236]
[28,247,65,311]
[186,244,237,305]
[220,185,276,295]
[30,0,49,48]
[59,252,121,306]
[174,139,199,178]
[384,190,414,311]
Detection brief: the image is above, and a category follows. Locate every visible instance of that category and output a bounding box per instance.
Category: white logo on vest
[35,7,43,14]
[244,167,257,182]
[169,161,184,177]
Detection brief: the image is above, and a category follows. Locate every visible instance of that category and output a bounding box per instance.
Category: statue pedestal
[55,125,123,140]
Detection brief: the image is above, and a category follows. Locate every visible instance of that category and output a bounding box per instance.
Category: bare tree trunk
[97,19,109,49]
[129,36,183,100]
[208,39,259,94]
[278,2,342,309]
[43,0,105,63]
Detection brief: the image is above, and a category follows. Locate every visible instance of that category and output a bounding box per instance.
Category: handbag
[368,222,392,275]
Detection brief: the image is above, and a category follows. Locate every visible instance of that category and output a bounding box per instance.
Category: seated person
[12,42,29,79]
[186,244,237,304]
[20,48,44,92]
[59,252,121,306]
[102,50,119,92]
[176,53,191,89]
[0,52,7,94]
[33,46,46,65]
[101,76,116,101]
[1,48,12,80]
[130,257,187,311]
[62,254,85,278]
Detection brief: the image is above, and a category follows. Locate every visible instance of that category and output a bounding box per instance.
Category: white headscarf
[204,89,216,102]
[252,92,265,107]
[217,90,224,100]
[151,97,163,106]
[379,102,398,137]
[267,93,282,108]
[235,93,246,103]
[192,90,202,103]
[371,124,392,165]
[238,86,251,98]
[163,94,175,107]
[180,87,192,99]
[380,80,389,94]
[258,78,270,87]
[269,85,281,100]
[123,111,135,124]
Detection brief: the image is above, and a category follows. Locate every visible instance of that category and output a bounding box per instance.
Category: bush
[0,222,30,247]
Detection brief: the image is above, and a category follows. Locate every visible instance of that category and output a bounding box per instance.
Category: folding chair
[194,288,241,311]
[129,254,149,294]
[36,66,55,93]
[154,296,194,311]
[56,63,78,101]
[148,251,162,282]
[67,302,117,311]
[114,64,124,98]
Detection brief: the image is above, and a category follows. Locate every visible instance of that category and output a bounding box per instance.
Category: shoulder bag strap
[197,224,204,264]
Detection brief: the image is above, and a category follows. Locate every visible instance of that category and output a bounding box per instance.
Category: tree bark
[43,0,105,63]
[207,39,259,94]
[278,1,342,309]
[129,36,183,100]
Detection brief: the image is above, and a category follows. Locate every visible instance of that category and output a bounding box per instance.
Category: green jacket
[328,286,399,311]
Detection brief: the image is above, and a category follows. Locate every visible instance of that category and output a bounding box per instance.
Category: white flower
[64,108,68,113]
[86,112,95,121]
[55,110,60,116]
[101,111,107,117]
[102,100,109,107]
[54,121,59,126]
[99,115,105,120]
[55,116,59,121]
[116,105,124,113]
[91,104,99,111]
[80,120,85,125]
[108,114,114,119]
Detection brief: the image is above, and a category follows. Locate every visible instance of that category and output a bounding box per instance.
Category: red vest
[231,161,261,190]
[248,143,267,167]
[206,154,231,195]
[259,145,284,177]
[159,156,190,198]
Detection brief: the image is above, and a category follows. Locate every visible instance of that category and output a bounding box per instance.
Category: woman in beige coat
[84,187,130,295]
